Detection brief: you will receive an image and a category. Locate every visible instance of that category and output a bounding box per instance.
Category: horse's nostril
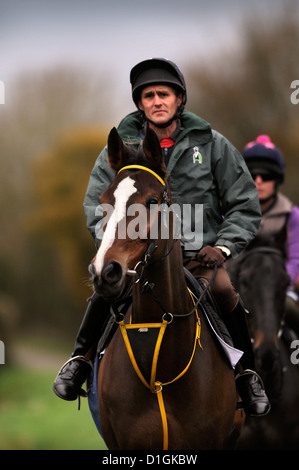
[101,261,123,284]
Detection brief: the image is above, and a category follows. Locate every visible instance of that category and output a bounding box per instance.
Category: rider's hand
[197,245,226,268]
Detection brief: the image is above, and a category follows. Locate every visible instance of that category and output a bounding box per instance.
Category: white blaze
[94,177,137,275]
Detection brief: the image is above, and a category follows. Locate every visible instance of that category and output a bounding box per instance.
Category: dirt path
[10,343,67,371]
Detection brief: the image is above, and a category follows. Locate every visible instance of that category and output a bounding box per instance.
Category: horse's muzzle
[89,260,125,299]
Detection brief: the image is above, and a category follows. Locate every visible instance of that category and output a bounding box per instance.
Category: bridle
[117,164,171,278]
[234,245,287,341]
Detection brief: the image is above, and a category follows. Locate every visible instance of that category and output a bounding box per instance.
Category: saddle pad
[184,267,243,368]
[87,354,104,440]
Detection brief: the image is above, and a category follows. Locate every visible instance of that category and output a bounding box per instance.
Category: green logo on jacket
[193,146,202,164]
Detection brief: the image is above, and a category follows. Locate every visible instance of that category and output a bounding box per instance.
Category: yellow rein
[118,289,202,450]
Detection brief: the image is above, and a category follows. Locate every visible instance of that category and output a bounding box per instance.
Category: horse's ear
[143,127,164,170]
[107,127,125,171]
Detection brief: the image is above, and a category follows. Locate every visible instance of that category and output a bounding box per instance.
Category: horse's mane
[227,228,287,286]
[246,227,287,258]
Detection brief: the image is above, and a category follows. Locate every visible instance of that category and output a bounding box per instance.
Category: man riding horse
[53,58,270,417]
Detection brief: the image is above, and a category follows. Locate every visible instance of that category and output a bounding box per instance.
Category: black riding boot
[224,298,271,417]
[53,293,111,401]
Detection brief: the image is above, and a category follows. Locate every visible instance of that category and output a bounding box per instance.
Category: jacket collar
[117,110,212,144]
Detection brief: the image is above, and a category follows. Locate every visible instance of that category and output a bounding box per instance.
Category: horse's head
[88,127,170,300]
[229,234,290,380]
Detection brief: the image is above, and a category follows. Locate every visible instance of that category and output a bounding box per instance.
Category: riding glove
[197,245,226,267]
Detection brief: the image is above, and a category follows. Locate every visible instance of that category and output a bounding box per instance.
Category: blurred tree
[7,65,117,159]
[0,65,114,270]
[25,127,108,332]
[187,3,299,202]
[0,66,115,335]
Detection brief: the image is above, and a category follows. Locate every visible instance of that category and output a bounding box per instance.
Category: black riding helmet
[130,58,187,111]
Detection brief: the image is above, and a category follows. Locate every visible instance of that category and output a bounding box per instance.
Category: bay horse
[88,127,237,450]
[227,234,299,449]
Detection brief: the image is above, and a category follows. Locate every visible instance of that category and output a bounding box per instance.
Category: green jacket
[83,110,261,258]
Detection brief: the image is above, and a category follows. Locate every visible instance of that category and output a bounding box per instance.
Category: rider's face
[138,85,182,128]
[252,173,276,201]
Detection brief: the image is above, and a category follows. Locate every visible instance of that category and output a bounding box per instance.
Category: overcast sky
[1,0,286,116]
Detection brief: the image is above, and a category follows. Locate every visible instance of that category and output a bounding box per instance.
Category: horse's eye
[146,197,159,207]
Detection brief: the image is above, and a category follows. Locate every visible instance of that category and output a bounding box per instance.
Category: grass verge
[0,365,107,450]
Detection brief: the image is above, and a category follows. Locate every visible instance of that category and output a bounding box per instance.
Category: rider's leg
[224,297,271,416]
[183,258,270,417]
[53,293,111,401]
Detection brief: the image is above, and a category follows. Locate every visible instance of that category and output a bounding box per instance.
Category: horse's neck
[239,253,286,345]
[131,242,191,323]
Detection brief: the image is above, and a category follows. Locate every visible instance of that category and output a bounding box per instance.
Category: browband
[118,165,166,187]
